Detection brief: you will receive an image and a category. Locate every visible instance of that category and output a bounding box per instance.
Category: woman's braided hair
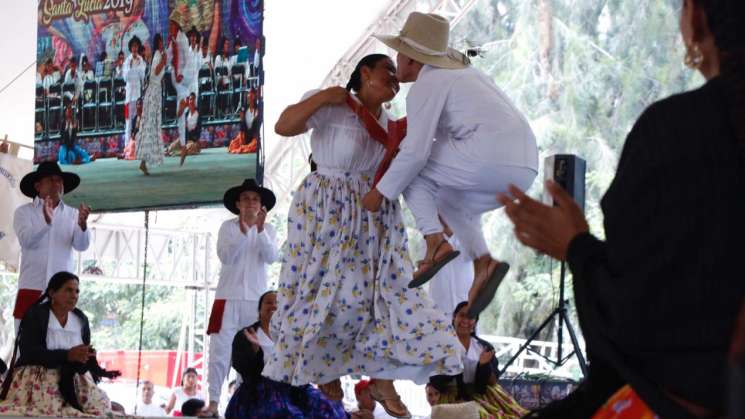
[695,0,745,147]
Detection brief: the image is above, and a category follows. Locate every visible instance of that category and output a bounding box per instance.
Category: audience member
[181,398,209,417]
[499,0,745,417]
[165,367,203,416]
[0,272,121,416]
[429,302,525,418]
[136,379,167,416]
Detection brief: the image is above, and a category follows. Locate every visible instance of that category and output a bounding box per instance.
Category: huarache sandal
[408,239,460,289]
[466,260,510,319]
[318,379,344,401]
[368,380,412,418]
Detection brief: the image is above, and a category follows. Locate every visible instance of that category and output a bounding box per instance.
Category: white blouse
[149,51,165,83]
[460,338,485,384]
[256,327,274,364]
[186,109,199,132]
[46,312,84,351]
[302,89,387,175]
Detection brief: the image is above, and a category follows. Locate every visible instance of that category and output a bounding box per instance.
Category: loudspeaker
[543,154,586,212]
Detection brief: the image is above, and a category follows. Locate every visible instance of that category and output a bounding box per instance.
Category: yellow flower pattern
[263,172,463,386]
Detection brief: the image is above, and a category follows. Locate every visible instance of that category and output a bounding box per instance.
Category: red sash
[206,299,226,334]
[13,289,43,319]
[345,95,407,186]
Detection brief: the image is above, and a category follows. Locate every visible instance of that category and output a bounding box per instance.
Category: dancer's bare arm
[274,87,347,137]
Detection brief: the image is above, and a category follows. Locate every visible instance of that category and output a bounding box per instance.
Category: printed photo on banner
[33,0,265,211]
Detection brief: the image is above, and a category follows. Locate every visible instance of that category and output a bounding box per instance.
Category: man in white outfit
[206,178,279,415]
[122,36,146,145]
[364,12,539,318]
[12,162,91,331]
[167,9,195,152]
[135,380,166,416]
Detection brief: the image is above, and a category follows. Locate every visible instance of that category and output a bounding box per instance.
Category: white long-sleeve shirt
[13,198,90,291]
[376,65,539,199]
[167,30,194,88]
[215,219,278,301]
[123,54,146,102]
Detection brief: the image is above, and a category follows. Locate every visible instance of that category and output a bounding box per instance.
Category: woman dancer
[0,272,120,416]
[137,33,166,175]
[264,54,463,419]
[227,105,258,154]
[429,302,526,418]
[58,104,91,165]
[226,291,347,418]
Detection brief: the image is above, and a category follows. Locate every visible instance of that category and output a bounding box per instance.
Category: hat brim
[223,184,276,215]
[20,170,80,198]
[374,34,469,70]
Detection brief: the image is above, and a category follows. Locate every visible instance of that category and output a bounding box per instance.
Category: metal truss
[266,0,479,204]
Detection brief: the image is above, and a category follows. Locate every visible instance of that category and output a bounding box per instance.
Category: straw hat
[374,12,469,69]
[430,401,482,419]
[169,6,189,29]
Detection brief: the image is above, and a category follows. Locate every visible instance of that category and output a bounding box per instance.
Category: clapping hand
[498,180,589,261]
[256,206,267,233]
[43,197,55,225]
[78,203,91,230]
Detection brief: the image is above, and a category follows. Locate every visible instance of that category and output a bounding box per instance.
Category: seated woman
[166,93,201,166]
[225,291,347,419]
[227,106,258,154]
[0,271,121,416]
[429,302,526,418]
[165,367,203,416]
[58,103,92,165]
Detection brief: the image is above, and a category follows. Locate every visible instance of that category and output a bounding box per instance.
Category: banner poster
[34,0,264,211]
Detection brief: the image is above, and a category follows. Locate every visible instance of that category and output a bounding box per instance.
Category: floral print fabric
[262,171,463,386]
[0,365,128,418]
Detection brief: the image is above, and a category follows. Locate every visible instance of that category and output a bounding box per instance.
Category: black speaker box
[543,154,586,212]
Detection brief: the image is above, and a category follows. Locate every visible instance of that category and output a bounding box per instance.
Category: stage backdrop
[34,0,264,211]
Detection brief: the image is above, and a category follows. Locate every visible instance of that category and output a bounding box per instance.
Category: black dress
[567,76,745,418]
[224,322,348,419]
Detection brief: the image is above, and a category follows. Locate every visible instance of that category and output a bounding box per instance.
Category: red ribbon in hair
[345,95,407,186]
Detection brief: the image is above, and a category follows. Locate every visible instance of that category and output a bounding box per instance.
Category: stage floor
[60,148,257,212]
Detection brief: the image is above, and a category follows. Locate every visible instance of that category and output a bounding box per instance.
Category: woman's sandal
[408,239,460,289]
[368,380,412,418]
[466,260,510,319]
[318,379,344,401]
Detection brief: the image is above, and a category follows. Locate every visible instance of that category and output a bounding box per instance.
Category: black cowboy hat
[223,179,276,215]
[20,162,80,198]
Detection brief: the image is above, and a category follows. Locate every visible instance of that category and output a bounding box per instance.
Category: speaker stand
[499,260,588,377]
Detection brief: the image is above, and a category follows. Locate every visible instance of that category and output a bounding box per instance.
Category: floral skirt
[263,171,463,386]
[224,377,347,419]
[0,365,127,418]
[437,383,527,419]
